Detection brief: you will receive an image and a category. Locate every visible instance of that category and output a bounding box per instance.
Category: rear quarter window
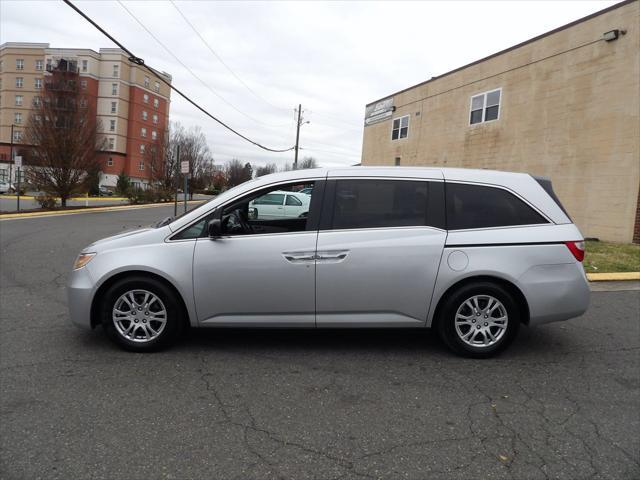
[446,183,548,230]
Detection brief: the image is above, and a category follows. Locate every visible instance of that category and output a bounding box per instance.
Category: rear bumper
[66,266,95,330]
[520,262,590,326]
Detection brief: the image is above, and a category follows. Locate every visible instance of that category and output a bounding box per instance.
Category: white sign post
[181,161,189,212]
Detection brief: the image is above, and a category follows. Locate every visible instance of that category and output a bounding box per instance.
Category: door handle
[316,250,350,262]
[283,251,316,263]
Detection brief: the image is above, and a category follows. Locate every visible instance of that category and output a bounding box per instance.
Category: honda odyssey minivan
[67,167,590,357]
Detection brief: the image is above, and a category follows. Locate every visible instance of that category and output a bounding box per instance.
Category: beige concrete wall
[362,1,640,243]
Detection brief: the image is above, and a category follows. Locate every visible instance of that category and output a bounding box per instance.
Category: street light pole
[9,124,14,189]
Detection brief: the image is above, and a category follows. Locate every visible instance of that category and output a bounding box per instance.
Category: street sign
[14,156,22,168]
[181,160,189,174]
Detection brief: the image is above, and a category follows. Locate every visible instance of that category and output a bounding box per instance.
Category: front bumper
[66,266,95,329]
[521,262,590,326]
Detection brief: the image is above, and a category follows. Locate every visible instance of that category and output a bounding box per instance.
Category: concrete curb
[0,200,205,221]
[587,272,640,281]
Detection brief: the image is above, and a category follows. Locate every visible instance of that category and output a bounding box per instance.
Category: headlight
[73,252,96,270]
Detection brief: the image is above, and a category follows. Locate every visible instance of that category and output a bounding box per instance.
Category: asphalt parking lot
[1,207,638,480]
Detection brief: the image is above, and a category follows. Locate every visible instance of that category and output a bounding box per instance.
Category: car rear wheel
[437,282,520,358]
[101,276,184,352]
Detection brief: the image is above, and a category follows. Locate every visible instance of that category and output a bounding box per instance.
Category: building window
[152,114,158,124]
[140,144,146,154]
[80,80,87,90]
[395,157,401,166]
[35,59,44,71]
[154,81,160,92]
[139,160,145,171]
[79,98,87,108]
[110,120,116,132]
[15,95,23,106]
[81,60,88,72]
[143,93,149,104]
[35,78,42,89]
[141,127,147,138]
[113,64,119,77]
[112,83,118,95]
[153,98,159,108]
[111,101,117,114]
[391,115,409,140]
[151,130,157,140]
[0,169,7,182]
[108,138,115,150]
[33,96,41,107]
[107,157,113,167]
[470,88,501,125]
[13,130,23,142]
[144,76,150,88]
[16,59,24,70]
[142,111,148,121]
[14,113,22,124]
[0,60,3,72]
[16,77,23,88]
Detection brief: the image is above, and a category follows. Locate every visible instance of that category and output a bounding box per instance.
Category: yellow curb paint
[2,195,129,201]
[0,201,205,221]
[587,272,640,281]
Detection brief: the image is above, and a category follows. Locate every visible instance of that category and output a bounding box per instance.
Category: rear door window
[331,179,429,229]
[446,183,548,230]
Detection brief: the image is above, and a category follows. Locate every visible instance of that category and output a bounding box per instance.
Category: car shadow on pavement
[74,322,567,359]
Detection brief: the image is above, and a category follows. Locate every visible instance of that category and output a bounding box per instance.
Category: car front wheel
[437,282,520,358]
[100,276,184,352]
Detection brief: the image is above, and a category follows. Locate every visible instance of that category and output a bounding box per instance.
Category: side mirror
[208,219,222,238]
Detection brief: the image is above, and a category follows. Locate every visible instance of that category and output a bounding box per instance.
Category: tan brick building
[0,42,172,188]
[362,0,639,243]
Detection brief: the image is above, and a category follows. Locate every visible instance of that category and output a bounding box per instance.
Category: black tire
[100,275,184,352]
[436,281,520,358]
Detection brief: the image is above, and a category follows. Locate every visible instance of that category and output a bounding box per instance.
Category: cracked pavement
[1,207,639,479]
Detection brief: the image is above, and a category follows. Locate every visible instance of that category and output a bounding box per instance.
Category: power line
[116,0,287,130]
[62,0,293,153]
[169,0,289,114]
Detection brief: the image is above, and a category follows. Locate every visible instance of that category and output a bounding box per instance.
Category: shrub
[35,193,58,209]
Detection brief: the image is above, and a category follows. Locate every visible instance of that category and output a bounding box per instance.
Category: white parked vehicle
[0,181,15,194]
[249,190,310,219]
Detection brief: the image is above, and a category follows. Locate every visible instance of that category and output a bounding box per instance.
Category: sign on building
[364,98,395,126]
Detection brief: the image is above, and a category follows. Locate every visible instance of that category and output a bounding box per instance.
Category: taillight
[565,241,585,262]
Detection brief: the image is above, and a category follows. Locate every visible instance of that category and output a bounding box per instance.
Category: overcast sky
[1,0,617,168]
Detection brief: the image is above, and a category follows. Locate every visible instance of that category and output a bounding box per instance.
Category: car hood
[85,226,166,252]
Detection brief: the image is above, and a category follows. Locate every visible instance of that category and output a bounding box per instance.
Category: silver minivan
[67,167,590,357]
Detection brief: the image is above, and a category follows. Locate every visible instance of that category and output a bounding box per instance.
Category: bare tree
[255,163,278,177]
[225,158,252,187]
[299,156,319,169]
[24,59,105,206]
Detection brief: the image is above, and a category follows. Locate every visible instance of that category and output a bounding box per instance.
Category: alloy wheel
[454,295,508,348]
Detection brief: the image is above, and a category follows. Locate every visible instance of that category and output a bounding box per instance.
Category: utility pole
[294,104,302,170]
